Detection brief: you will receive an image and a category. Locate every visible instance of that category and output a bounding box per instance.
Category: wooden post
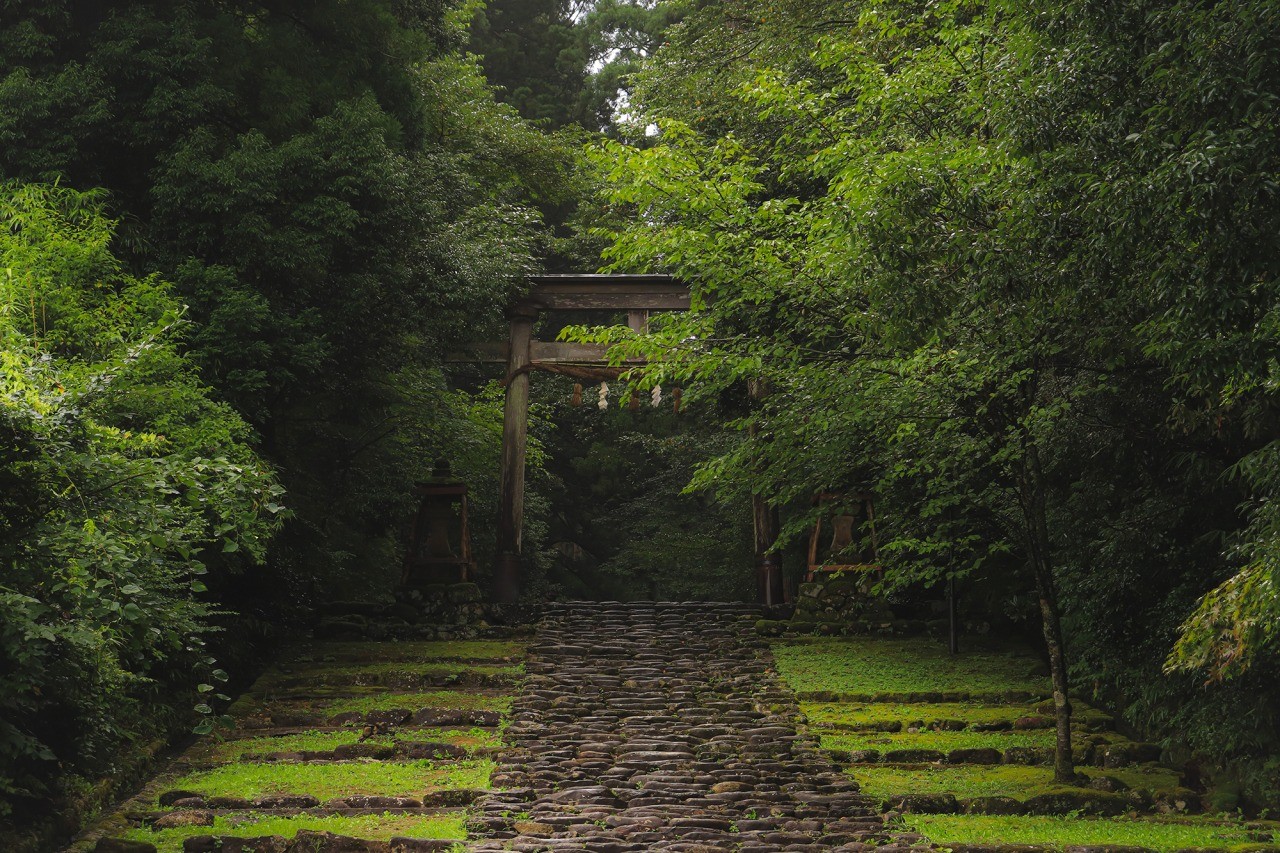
[748,379,784,605]
[626,311,648,411]
[495,302,538,603]
[753,495,782,606]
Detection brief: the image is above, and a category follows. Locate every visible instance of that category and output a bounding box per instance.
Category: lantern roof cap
[414,458,466,494]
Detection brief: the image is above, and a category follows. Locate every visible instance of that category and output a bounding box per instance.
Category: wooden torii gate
[463,274,782,605]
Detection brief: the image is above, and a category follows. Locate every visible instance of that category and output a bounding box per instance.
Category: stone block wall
[756,573,933,636]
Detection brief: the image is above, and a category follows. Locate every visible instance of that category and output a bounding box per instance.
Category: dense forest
[2,0,1279,846]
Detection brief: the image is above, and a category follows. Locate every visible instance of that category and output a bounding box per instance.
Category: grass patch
[853,764,1182,800]
[904,814,1267,851]
[822,728,1053,753]
[773,636,1048,695]
[165,759,494,801]
[316,690,513,717]
[123,812,467,853]
[190,727,503,763]
[296,640,525,663]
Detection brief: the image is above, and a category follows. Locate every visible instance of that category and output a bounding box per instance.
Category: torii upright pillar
[494,303,538,603]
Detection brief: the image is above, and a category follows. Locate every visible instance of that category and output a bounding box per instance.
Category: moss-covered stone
[961,796,1027,815]
[92,840,157,853]
[949,748,1004,765]
[886,792,961,813]
[1021,789,1129,816]
[754,619,789,636]
[1004,747,1052,766]
[884,748,948,763]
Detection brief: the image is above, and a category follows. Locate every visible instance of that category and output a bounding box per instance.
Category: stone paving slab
[467,601,928,851]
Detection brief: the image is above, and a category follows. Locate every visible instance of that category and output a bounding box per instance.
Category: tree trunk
[1021,442,1075,784]
[748,378,783,605]
[1034,557,1074,783]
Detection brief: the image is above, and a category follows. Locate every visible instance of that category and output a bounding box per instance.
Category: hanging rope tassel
[672,387,682,414]
[598,382,609,410]
[651,385,662,407]
[571,383,582,407]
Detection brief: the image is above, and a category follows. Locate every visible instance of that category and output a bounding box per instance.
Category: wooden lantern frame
[806,491,881,582]
[401,479,474,586]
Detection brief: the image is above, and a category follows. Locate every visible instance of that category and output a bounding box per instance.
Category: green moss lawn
[191,726,502,763]
[904,814,1271,851]
[823,728,1054,754]
[773,636,1049,696]
[124,812,467,853]
[164,758,494,801]
[854,763,1182,800]
[322,690,512,716]
[802,700,1111,730]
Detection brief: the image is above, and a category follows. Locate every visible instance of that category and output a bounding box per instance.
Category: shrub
[0,182,284,819]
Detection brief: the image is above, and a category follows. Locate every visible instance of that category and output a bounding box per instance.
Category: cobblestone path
[469,601,927,852]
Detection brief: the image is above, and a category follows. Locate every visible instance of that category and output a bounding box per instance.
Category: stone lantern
[402,459,474,587]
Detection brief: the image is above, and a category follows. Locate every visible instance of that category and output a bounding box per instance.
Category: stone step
[470,601,927,850]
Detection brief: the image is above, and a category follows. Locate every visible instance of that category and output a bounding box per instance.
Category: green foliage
[0,0,574,606]
[469,0,682,132]
[469,0,586,127]
[0,183,282,817]
[903,814,1266,851]
[575,0,684,133]
[584,0,1280,802]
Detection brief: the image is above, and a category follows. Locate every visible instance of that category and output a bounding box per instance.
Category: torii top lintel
[519,274,690,313]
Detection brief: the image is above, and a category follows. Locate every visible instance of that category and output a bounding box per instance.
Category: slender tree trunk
[748,378,783,605]
[1021,442,1076,784]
